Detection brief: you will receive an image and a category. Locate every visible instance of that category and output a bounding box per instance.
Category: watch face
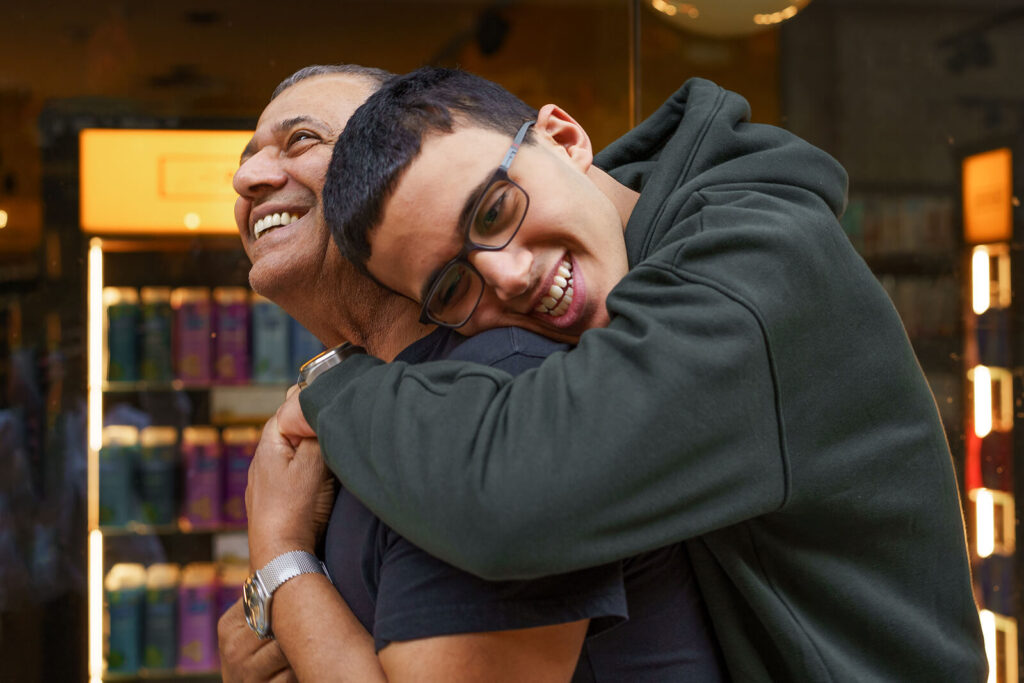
[243,575,270,638]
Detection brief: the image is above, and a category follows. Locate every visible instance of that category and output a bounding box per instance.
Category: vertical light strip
[972,246,991,315]
[86,239,104,681]
[993,367,1015,433]
[997,246,1012,309]
[88,529,104,681]
[980,609,996,683]
[976,489,995,558]
[87,238,103,506]
[973,365,992,438]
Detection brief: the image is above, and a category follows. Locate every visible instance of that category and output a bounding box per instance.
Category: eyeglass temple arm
[499,120,536,169]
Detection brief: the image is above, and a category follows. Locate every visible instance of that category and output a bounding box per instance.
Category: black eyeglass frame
[418,119,536,328]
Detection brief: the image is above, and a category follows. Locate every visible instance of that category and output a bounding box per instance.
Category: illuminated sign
[963,147,1013,245]
[80,129,252,235]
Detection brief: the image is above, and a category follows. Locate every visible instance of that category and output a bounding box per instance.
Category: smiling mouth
[254,211,305,239]
[534,258,574,317]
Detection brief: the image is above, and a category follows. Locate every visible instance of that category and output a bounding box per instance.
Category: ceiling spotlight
[647,0,813,38]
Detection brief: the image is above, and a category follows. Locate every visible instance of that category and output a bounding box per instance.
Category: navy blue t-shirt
[323,327,726,681]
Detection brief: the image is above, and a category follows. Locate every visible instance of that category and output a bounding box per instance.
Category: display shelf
[104,381,290,393]
[865,253,956,277]
[209,384,289,424]
[99,523,247,537]
[102,669,220,681]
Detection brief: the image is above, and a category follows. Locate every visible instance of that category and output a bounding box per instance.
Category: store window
[1,1,1020,681]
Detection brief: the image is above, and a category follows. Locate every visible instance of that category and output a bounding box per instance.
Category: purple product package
[181,427,221,530]
[221,426,259,528]
[213,287,251,384]
[177,563,218,672]
[216,563,248,618]
[172,288,212,384]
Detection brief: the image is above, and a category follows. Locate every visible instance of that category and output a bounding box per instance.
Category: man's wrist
[250,538,316,572]
[243,550,329,640]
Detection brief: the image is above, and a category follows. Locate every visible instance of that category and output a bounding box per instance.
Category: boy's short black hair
[323,66,538,276]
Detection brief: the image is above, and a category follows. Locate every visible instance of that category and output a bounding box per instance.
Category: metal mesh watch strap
[257,550,327,594]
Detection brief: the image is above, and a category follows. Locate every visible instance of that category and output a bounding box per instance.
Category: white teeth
[254,211,304,239]
[535,258,575,318]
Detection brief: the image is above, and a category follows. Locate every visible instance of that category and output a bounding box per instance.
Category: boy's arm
[247,412,599,683]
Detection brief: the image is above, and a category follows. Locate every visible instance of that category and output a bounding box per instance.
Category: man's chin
[247,264,295,306]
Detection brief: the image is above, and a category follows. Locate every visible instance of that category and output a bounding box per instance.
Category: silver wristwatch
[297,342,367,388]
[243,550,330,639]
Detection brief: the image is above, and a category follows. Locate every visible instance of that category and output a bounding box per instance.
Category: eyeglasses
[418,120,535,328]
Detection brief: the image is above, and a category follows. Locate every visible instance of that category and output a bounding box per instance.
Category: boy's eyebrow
[417,171,496,303]
[238,115,330,165]
[456,171,496,236]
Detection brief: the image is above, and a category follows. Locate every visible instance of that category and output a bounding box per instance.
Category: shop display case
[961,141,1023,683]
[842,187,961,431]
[77,127,321,681]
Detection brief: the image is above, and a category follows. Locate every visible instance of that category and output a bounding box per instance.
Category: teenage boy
[276,66,987,681]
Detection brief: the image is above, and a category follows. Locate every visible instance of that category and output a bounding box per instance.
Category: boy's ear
[535,103,593,172]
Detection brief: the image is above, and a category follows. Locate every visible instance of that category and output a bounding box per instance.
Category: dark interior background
[1,0,1022,680]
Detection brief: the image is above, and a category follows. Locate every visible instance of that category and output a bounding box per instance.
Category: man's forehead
[242,74,374,155]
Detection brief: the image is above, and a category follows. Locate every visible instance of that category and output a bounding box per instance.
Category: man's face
[365,124,629,344]
[233,74,375,298]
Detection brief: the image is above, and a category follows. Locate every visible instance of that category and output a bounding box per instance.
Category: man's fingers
[294,437,322,461]
[277,392,316,440]
[269,668,300,683]
[243,639,293,682]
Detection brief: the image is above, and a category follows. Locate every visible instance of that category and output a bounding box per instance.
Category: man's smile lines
[536,258,574,317]
[254,211,304,239]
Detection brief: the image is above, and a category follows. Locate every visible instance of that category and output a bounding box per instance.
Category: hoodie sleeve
[301,80,850,581]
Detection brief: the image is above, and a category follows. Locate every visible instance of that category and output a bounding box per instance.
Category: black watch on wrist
[297,342,366,388]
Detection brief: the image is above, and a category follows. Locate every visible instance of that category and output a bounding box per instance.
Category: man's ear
[535,103,593,173]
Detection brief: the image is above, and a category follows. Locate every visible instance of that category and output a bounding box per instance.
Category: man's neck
[277,280,431,362]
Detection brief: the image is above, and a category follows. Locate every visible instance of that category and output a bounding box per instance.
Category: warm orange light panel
[963,148,1013,244]
[80,129,252,234]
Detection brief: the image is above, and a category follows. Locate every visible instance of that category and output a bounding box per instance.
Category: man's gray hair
[271,64,395,101]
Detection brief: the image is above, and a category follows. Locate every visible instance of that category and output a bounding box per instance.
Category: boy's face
[365,123,629,343]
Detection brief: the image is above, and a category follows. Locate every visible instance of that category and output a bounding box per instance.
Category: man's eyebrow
[238,115,332,165]
[239,137,257,165]
[274,115,329,135]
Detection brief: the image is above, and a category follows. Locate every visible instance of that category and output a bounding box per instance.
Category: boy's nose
[470,247,534,302]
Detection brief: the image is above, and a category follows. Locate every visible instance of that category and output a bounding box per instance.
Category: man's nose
[470,247,533,302]
[232,148,287,199]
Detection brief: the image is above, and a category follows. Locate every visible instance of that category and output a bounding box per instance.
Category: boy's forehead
[387,127,497,206]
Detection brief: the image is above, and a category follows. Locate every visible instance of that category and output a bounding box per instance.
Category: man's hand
[277,385,315,446]
[246,415,330,569]
[218,598,297,683]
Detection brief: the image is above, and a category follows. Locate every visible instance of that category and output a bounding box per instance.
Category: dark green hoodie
[302,78,987,681]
